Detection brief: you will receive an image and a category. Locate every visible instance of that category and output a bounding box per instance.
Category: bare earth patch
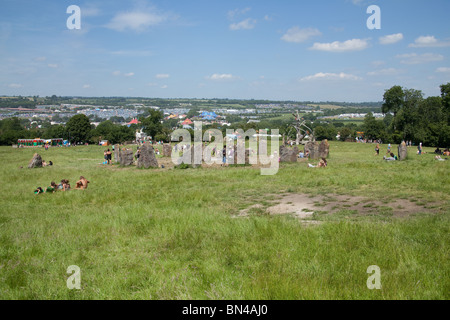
[238,193,443,223]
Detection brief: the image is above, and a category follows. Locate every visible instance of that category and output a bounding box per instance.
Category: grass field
[0,142,448,299]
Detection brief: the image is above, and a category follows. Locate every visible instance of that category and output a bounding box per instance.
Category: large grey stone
[120,148,134,166]
[305,141,320,160]
[280,145,298,162]
[318,140,330,159]
[398,141,408,161]
[163,144,172,157]
[28,153,43,168]
[114,144,120,163]
[137,143,159,168]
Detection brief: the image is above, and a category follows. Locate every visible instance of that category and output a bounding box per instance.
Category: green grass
[0,142,448,299]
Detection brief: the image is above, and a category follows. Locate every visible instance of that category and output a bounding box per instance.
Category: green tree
[140,110,163,140]
[382,86,404,117]
[363,112,386,141]
[66,114,92,143]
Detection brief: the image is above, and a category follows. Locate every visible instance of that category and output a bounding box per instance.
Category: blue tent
[201,111,217,120]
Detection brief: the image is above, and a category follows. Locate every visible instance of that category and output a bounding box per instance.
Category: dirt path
[238,193,443,222]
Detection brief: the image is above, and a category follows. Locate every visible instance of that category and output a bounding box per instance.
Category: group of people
[34,176,89,194]
[434,147,450,156]
[42,160,53,167]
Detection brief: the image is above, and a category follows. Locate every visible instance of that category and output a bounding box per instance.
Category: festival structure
[17,138,63,147]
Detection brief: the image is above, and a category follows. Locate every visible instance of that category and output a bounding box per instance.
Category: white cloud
[436,67,450,73]
[206,74,237,81]
[110,50,153,57]
[83,84,91,89]
[281,27,321,43]
[8,83,23,88]
[82,6,100,17]
[379,33,403,45]
[47,64,58,68]
[371,60,385,67]
[155,74,170,79]
[367,68,403,76]
[310,39,369,52]
[409,36,450,48]
[106,7,167,32]
[230,18,256,31]
[228,8,251,20]
[124,72,135,77]
[300,72,362,81]
[160,85,168,89]
[34,56,46,62]
[112,71,121,76]
[396,53,444,65]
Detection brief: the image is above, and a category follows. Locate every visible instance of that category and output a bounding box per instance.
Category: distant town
[0,96,383,129]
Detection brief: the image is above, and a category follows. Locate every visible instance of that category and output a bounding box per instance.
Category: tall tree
[382,85,404,117]
[66,114,91,143]
[140,110,163,140]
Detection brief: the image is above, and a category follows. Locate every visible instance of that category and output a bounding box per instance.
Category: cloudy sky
[1,0,449,102]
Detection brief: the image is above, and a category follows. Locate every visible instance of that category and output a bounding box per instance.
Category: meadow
[0,141,448,300]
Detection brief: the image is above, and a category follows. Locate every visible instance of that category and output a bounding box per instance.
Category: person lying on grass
[75,176,90,189]
[34,187,44,194]
[308,158,327,168]
[383,153,398,161]
[45,181,57,193]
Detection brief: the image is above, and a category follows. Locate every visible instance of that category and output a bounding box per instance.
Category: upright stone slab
[114,144,120,163]
[398,141,408,161]
[28,153,43,168]
[190,144,202,168]
[137,143,159,169]
[318,140,330,159]
[305,141,319,160]
[280,145,298,162]
[233,144,251,165]
[120,148,134,166]
[163,144,172,157]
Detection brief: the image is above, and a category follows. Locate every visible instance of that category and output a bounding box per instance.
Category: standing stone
[398,141,408,161]
[233,144,251,165]
[120,148,134,166]
[318,139,330,159]
[280,145,298,162]
[305,141,319,160]
[163,144,172,157]
[114,144,120,163]
[191,144,202,168]
[28,153,43,168]
[137,143,159,169]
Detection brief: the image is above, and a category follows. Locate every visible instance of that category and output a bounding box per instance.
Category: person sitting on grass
[435,155,447,161]
[46,181,57,193]
[75,176,89,189]
[34,187,44,194]
[58,179,71,191]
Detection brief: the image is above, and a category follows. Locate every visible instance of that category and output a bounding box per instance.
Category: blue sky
[1,0,449,102]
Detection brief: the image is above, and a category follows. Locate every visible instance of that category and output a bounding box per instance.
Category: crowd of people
[34,176,89,194]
